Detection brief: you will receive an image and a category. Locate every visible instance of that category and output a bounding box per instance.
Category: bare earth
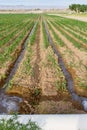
[63,15,87,22]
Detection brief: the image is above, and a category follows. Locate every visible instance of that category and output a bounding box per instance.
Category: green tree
[69,4,87,13]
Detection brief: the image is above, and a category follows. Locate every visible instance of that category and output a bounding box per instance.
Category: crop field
[0,14,87,114]
[46,15,87,95]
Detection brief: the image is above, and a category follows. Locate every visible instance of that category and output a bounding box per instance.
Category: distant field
[48,13,87,22]
[0,13,87,114]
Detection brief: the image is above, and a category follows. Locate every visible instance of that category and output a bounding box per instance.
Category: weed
[8,79,13,89]
[1,74,6,79]
[0,115,41,130]
[85,65,87,71]
[27,87,42,105]
[34,88,41,97]
[55,80,66,91]
[79,81,87,89]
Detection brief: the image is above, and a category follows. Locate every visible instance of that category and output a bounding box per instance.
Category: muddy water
[0,89,22,114]
[0,21,38,114]
[43,19,87,111]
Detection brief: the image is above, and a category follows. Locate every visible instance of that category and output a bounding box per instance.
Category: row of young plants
[6,19,68,114]
[57,22,87,46]
[47,17,87,65]
[6,21,41,114]
[0,14,38,46]
[0,14,38,32]
[3,17,84,114]
[7,21,39,91]
[0,20,31,47]
[50,20,84,49]
[0,14,15,31]
[42,20,67,92]
[47,15,87,36]
[0,19,38,83]
[54,17,87,38]
[47,20,65,47]
[47,47,67,91]
[0,15,25,33]
[0,17,30,37]
[55,21,87,45]
[0,21,34,65]
[46,17,87,93]
[55,15,87,32]
[0,22,21,38]
[47,18,84,64]
[54,20,87,46]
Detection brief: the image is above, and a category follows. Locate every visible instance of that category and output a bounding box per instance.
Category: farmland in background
[0,13,87,114]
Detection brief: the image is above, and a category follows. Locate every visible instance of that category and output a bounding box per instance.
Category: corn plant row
[0,20,33,52]
[47,48,67,91]
[0,19,31,40]
[47,15,87,34]
[0,15,37,36]
[54,20,87,45]
[54,18,87,37]
[54,15,87,32]
[0,20,30,45]
[57,21,87,41]
[29,21,39,45]
[50,21,83,49]
[21,21,39,74]
[0,22,34,69]
[0,14,38,46]
[0,14,24,32]
[0,20,32,47]
[0,18,30,37]
[7,21,39,89]
[46,18,87,92]
[0,14,38,32]
[47,21,65,47]
[42,20,67,91]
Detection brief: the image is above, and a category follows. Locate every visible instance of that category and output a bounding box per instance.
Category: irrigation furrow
[6,21,41,114]
[0,21,36,87]
[47,20,87,66]
[2,21,38,89]
[0,20,38,114]
[43,19,87,112]
[31,26,41,87]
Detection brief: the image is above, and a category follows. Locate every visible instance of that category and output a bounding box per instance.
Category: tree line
[69,4,87,13]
